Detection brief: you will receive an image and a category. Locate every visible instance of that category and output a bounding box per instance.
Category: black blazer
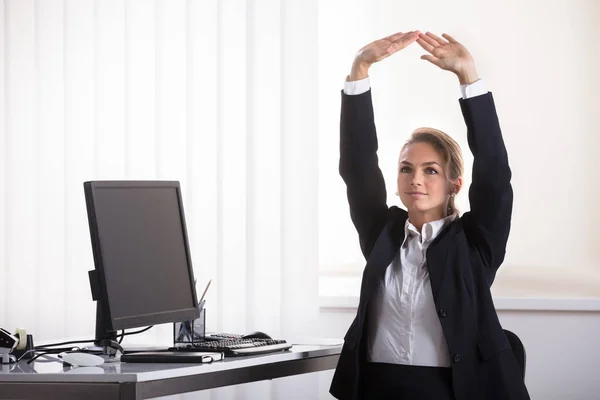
[329,89,530,400]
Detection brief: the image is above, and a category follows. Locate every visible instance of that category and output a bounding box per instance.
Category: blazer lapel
[362,209,407,302]
[426,225,455,303]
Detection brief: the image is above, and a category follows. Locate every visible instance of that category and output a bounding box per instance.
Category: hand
[417,32,479,85]
[349,31,420,81]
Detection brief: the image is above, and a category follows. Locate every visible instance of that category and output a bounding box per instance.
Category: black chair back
[503,329,526,379]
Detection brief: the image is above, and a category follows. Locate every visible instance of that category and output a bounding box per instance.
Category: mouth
[406,192,427,198]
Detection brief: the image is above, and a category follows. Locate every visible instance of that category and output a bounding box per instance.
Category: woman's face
[397,142,453,217]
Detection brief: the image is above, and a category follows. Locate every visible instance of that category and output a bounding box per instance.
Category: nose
[410,170,423,187]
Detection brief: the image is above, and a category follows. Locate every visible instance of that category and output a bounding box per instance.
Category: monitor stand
[85,301,170,355]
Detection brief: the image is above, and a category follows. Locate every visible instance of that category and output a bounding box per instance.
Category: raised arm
[460,92,513,272]
[340,31,419,258]
[417,32,513,271]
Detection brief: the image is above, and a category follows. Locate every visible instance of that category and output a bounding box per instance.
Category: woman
[329,31,531,400]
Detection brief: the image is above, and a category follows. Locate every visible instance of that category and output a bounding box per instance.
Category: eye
[425,167,438,175]
[400,166,412,173]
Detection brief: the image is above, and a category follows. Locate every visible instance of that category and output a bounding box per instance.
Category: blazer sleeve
[460,92,514,271]
[339,89,388,259]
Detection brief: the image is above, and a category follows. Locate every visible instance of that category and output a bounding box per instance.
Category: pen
[198,279,212,306]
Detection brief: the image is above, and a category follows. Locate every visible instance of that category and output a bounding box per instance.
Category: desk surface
[0,345,342,400]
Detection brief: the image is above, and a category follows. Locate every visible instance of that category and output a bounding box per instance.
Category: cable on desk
[15,350,37,363]
[28,354,62,363]
[34,339,95,349]
[116,325,153,340]
[27,351,51,364]
[25,347,81,364]
[31,326,153,351]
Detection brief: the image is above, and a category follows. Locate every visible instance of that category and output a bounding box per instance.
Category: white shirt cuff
[344,77,371,95]
[460,78,488,100]
[343,76,487,99]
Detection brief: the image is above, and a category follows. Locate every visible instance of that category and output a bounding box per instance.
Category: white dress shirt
[343,76,487,367]
[367,216,455,367]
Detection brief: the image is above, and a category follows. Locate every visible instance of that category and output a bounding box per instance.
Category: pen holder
[173,307,206,347]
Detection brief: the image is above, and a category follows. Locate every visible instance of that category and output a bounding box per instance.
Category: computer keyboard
[178,338,292,357]
[203,333,243,341]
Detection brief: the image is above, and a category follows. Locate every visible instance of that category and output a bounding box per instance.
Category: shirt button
[438,309,447,318]
[453,354,462,363]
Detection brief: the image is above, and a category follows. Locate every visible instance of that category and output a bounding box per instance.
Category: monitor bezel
[84,180,200,334]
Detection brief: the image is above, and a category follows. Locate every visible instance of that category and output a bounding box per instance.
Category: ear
[452,177,463,195]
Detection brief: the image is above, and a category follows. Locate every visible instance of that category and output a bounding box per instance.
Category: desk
[0,345,341,400]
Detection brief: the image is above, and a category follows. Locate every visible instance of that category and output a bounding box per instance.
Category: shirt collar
[405,214,456,244]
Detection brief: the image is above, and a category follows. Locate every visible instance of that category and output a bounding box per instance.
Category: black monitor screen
[85,181,198,332]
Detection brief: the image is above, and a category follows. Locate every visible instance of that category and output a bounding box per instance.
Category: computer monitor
[84,180,199,346]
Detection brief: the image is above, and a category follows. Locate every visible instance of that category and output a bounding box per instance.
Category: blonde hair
[399,127,464,215]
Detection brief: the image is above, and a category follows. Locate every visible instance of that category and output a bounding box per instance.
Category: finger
[396,31,420,46]
[441,33,458,43]
[384,31,406,42]
[385,32,418,52]
[418,33,439,50]
[381,31,415,45]
[420,54,441,67]
[425,31,448,45]
[383,38,414,57]
[416,38,435,53]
